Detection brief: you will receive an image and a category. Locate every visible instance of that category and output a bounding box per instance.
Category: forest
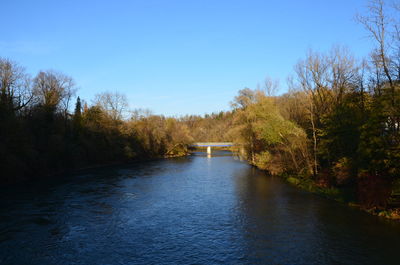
[1,0,400,216]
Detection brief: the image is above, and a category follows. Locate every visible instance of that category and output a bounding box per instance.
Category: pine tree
[73,97,82,132]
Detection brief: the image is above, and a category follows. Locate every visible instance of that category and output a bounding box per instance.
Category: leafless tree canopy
[356,0,399,94]
[0,58,32,111]
[94,91,129,121]
[263,77,279,96]
[130,108,154,121]
[33,70,76,114]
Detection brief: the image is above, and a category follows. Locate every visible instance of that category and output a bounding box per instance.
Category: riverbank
[283,175,400,221]
[0,150,191,187]
[236,149,400,221]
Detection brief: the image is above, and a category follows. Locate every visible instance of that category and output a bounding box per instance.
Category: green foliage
[358,90,400,178]
[230,90,311,175]
[287,176,301,185]
[319,93,364,165]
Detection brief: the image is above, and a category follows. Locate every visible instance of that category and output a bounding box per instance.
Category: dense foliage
[0,65,193,183]
[186,0,400,210]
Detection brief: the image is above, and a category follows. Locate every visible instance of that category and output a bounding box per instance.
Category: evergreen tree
[73,96,82,132]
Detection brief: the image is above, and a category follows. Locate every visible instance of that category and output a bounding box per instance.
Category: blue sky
[1,0,373,116]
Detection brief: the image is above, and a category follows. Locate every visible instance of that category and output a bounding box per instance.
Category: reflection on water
[1,151,400,265]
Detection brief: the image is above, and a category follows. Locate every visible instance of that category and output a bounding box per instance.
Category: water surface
[1,151,400,264]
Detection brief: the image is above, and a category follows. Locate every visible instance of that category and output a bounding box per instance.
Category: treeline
[221,0,400,210]
[180,111,234,142]
[182,0,400,210]
[2,0,400,210]
[0,63,193,183]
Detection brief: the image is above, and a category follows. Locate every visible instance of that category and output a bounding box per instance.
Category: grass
[285,175,346,203]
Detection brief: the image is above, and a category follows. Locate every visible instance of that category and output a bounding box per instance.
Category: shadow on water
[233,166,400,265]
[1,151,400,264]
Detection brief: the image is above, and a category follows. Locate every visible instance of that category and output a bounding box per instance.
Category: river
[1,151,400,264]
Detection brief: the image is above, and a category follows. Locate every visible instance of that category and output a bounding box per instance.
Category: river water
[1,151,400,265]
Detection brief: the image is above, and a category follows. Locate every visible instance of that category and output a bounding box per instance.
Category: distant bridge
[191,142,234,154]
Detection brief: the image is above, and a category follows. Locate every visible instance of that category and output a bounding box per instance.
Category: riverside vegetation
[1,0,400,217]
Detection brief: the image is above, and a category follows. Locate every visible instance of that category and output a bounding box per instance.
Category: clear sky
[1,0,373,116]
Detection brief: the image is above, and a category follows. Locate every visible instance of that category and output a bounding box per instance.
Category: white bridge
[191,142,234,154]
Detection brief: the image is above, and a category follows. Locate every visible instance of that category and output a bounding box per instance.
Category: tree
[230,88,262,109]
[356,0,400,181]
[73,96,83,131]
[0,58,32,113]
[230,89,311,175]
[0,58,33,181]
[356,0,398,103]
[264,76,279,96]
[294,47,361,176]
[94,91,128,121]
[32,70,75,114]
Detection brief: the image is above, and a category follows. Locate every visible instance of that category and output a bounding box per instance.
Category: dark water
[1,151,400,265]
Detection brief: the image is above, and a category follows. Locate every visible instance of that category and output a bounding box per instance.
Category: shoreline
[4,150,399,221]
[0,151,191,188]
[283,174,400,221]
[237,152,400,222]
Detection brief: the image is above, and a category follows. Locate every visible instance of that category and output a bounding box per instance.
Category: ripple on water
[0,152,400,265]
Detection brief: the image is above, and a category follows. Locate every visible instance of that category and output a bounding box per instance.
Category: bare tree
[130,108,153,121]
[294,49,331,120]
[328,45,359,104]
[33,70,76,115]
[0,58,32,112]
[356,0,397,103]
[264,76,279,96]
[391,1,400,80]
[94,91,129,121]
